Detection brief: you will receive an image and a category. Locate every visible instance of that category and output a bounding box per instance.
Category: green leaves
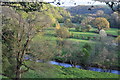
[56,27,70,38]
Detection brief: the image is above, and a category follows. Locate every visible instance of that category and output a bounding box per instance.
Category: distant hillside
[67,5,113,15]
[43,4,71,23]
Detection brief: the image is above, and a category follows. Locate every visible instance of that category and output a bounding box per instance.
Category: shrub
[75,25,82,32]
[75,27,80,31]
[52,23,56,27]
[81,25,92,32]
[70,33,74,38]
[56,27,70,38]
[115,36,120,44]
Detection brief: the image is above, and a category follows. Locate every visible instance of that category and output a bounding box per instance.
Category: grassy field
[60,23,118,36]
[106,28,118,36]
[41,27,118,45]
[32,27,118,50]
[21,61,119,78]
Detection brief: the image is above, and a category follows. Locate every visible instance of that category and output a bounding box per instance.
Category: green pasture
[106,28,118,36]
[33,27,118,46]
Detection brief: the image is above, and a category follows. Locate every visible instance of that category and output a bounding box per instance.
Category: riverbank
[21,61,120,78]
[24,56,120,75]
[49,61,120,75]
[54,59,120,71]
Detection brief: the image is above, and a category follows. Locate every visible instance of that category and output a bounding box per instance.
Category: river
[24,56,120,75]
[49,61,120,75]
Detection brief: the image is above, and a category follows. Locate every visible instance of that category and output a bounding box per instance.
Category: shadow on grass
[44,34,56,37]
[44,28,55,31]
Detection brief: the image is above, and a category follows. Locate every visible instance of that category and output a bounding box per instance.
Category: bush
[70,33,74,38]
[56,27,70,38]
[75,25,81,31]
[115,36,120,44]
[52,23,56,27]
[75,27,80,31]
[81,25,92,32]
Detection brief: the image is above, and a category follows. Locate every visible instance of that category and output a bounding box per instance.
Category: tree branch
[20,63,35,74]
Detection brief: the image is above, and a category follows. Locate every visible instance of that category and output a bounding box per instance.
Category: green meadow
[21,61,120,78]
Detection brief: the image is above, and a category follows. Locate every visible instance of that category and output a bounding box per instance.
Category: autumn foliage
[92,17,110,30]
[56,27,70,38]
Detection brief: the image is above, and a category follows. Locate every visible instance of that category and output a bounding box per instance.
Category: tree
[81,16,94,26]
[92,17,110,31]
[61,41,82,67]
[1,2,55,12]
[95,10,106,17]
[81,25,92,32]
[71,15,85,23]
[96,10,104,16]
[80,16,93,32]
[63,19,75,28]
[81,43,92,69]
[2,6,53,79]
[110,12,120,28]
[56,27,70,38]
[75,25,82,32]
[99,29,107,41]
[62,41,91,69]
[91,36,118,71]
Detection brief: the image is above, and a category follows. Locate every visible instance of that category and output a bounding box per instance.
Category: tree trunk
[15,64,21,80]
[15,59,22,80]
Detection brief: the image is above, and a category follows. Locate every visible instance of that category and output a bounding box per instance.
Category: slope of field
[21,61,119,78]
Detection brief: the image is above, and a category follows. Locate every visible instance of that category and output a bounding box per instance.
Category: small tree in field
[99,29,107,41]
[56,27,70,38]
[75,25,82,32]
[92,17,110,31]
[81,25,92,32]
[63,18,75,29]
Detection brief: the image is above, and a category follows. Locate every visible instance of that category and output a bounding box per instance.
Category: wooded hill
[4,2,71,24]
[67,5,113,15]
[42,4,71,23]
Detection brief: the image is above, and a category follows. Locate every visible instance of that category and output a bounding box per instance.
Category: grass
[43,27,98,41]
[55,65,119,78]
[33,28,98,46]
[106,28,118,36]
[21,61,120,78]
[33,27,118,47]
[0,75,11,79]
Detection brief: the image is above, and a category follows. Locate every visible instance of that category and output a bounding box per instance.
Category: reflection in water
[49,61,120,75]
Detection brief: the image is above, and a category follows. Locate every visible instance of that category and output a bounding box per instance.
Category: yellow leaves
[56,23,60,29]
[93,17,110,30]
